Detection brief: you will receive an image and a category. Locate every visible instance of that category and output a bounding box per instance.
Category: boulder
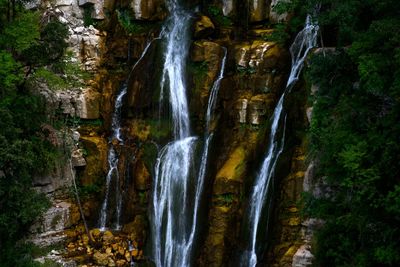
[71,149,87,167]
[292,245,314,267]
[102,230,114,243]
[193,15,215,39]
[93,251,109,266]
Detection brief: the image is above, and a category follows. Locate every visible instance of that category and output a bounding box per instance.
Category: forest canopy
[0,0,69,265]
[275,0,400,266]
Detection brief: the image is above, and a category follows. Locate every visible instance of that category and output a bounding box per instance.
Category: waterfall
[184,47,228,262]
[151,1,197,266]
[206,47,227,132]
[159,1,192,139]
[151,3,228,266]
[241,15,318,266]
[98,39,158,231]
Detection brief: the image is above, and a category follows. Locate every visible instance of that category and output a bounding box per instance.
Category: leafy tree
[0,1,69,266]
[290,0,400,265]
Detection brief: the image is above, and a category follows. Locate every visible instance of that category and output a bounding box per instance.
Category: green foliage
[0,5,69,266]
[1,11,40,53]
[0,50,22,96]
[207,5,232,27]
[291,1,400,266]
[236,65,256,75]
[268,23,290,45]
[214,193,235,206]
[32,67,68,90]
[116,9,146,34]
[305,51,400,267]
[22,20,69,67]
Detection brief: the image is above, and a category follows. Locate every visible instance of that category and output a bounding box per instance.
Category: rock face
[194,15,215,39]
[130,0,166,20]
[249,0,270,22]
[29,1,313,266]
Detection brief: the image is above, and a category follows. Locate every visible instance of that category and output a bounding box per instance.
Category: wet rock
[200,205,235,267]
[191,41,223,62]
[234,43,251,68]
[249,41,275,68]
[194,15,215,39]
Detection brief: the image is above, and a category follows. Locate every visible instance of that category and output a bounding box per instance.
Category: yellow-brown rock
[193,15,215,39]
[249,0,270,22]
[79,135,108,186]
[248,94,269,125]
[102,230,114,243]
[122,215,147,244]
[90,228,102,240]
[214,146,246,195]
[116,259,126,267]
[127,119,150,141]
[93,251,109,266]
[200,205,235,267]
[134,160,151,190]
[76,88,101,119]
[69,203,81,226]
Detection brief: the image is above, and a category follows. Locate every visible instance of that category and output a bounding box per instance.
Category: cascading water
[98,39,158,231]
[98,84,126,231]
[206,47,227,131]
[185,47,228,261]
[151,1,197,266]
[241,15,319,267]
[151,3,228,265]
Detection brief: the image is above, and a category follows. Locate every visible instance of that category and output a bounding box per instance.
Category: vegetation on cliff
[277,0,400,266]
[0,2,69,266]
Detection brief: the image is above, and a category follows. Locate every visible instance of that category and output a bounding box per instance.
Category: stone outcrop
[130,0,166,20]
[26,1,315,266]
[194,15,215,39]
[38,86,101,119]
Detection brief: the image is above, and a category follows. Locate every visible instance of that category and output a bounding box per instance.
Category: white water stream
[241,15,319,266]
